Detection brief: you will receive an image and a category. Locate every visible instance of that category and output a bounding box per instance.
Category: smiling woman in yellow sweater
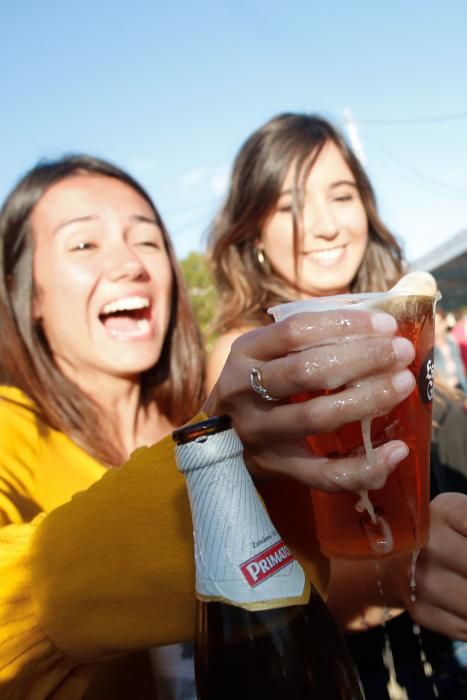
[0,155,421,699]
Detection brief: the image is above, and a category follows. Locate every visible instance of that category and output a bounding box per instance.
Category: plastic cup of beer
[269,272,440,560]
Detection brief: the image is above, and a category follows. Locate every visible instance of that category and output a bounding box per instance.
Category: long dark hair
[0,155,205,465]
[209,113,405,332]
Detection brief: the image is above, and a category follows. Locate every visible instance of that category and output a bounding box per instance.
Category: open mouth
[99,296,153,338]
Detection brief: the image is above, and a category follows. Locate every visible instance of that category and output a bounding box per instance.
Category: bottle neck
[176,428,310,611]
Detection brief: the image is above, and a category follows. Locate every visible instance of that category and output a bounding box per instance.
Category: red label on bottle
[240,540,294,587]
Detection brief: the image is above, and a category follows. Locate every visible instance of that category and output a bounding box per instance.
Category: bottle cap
[172,415,232,445]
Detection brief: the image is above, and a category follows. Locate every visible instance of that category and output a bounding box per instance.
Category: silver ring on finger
[250,366,280,402]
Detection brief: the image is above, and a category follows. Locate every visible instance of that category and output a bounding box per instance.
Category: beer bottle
[173,415,365,700]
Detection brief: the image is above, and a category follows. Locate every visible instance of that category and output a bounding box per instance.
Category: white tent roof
[409,228,467,311]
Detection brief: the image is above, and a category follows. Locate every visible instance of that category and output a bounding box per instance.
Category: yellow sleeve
[0,519,42,681]
[0,399,41,527]
[0,431,197,694]
[29,434,196,656]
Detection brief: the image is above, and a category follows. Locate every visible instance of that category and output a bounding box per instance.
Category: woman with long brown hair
[1,155,205,465]
[207,112,467,698]
[0,153,418,698]
[207,112,402,381]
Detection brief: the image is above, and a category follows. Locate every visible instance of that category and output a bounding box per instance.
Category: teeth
[102,297,150,314]
[308,247,344,262]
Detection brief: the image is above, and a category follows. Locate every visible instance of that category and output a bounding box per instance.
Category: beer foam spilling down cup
[269,273,440,559]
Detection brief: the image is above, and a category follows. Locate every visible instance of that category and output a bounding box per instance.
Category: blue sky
[2,0,466,262]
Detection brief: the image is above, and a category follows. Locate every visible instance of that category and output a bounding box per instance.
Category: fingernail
[391,369,415,393]
[392,337,415,362]
[387,443,409,468]
[372,312,397,333]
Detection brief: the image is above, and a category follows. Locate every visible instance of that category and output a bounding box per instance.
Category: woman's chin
[302,268,356,297]
[300,282,352,298]
[101,352,161,380]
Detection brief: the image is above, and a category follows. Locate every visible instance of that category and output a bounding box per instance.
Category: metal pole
[343,108,367,165]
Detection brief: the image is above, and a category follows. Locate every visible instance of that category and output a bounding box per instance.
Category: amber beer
[269,275,439,560]
[173,417,364,699]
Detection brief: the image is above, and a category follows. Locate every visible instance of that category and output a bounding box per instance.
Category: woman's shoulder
[206,326,255,391]
[212,326,255,350]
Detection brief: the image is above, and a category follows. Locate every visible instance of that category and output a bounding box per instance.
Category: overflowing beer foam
[358,272,440,322]
[356,272,438,555]
[356,418,394,556]
[389,271,438,297]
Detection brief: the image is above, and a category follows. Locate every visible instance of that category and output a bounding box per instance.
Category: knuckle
[319,361,345,390]
[283,353,308,387]
[438,492,467,528]
[375,395,397,416]
[371,378,401,414]
[372,338,396,367]
[354,338,395,375]
[278,315,305,346]
[326,394,352,426]
[291,348,341,391]
[296,397,328,434]
[229,334,246,356]
[323,461,356,492]
[359,460,388,491]
[295,400,315,433]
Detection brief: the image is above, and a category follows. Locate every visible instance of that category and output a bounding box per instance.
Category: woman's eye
[70,241,96,251]
[136,240,161,249]
[277,203,293,213]
[333,194,353,203]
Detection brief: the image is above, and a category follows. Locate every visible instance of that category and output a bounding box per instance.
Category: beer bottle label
[176,428,309,611]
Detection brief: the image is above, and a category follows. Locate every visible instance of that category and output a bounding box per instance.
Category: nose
[105,243,147,282]
[303,200,339,241]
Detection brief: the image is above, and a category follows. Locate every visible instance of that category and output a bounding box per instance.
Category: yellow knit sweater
[0,386,327,699]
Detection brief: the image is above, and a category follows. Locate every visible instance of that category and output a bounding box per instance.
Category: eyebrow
[130,214,159,225]
[329,179,358,189]
[278,179,358,198]
[53,215,97,235]
[53,213,159,235]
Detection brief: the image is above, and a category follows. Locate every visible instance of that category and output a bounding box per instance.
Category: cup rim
[268,289,441,320]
